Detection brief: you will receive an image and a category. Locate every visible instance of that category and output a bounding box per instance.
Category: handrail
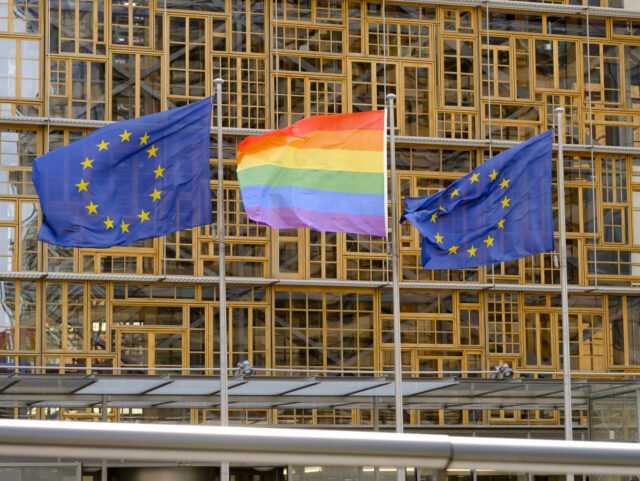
[0,420,639,475]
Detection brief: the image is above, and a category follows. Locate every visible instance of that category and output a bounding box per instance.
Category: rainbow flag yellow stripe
[236,111,387,236]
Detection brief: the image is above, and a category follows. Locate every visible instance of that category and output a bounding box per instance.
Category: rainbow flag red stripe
[236,111,387,236]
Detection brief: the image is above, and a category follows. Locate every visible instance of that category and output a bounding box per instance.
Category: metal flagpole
[555,107,574,481]
[386,94,405,481]
[214,78,230,481]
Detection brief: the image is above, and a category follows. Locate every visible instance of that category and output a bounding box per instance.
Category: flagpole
[214,78,230,481]
[555,107,574,481]
[386,94,405,481]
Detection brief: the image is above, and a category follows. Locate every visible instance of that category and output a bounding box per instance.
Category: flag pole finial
[554,106,565,113]
[386,93,396,102]
[214,78,224,86]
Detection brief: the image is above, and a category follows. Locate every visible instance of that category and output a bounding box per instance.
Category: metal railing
[1,420,640,475]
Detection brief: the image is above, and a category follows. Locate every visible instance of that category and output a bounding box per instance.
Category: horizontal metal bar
[0,420,639,475]
[0,393,589,404]
[0,271,638,295]
[4,116,640,155]
[0,463,80,467]
[10,364,640,377]
[409,0,640,18]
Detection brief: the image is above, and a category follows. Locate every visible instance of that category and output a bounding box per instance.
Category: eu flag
[33,97,213,248]
[401,130,554,269]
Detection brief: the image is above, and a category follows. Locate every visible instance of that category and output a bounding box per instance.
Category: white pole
[101,395,107,481]
[555,107,574,481]
[636,388,640,443]
[214,78,230,481]
[386,94,405,481]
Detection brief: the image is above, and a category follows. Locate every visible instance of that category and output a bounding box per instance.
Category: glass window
[0,226,14,271]
[112,0,150,47]
[624,45,640,109]
[0,280,15,350]
[168,15,206,102]
[0,0,39,33]
[558,41,577,90]
[159,0,224,11]
[50,0,105,55]
[112,305,183,326]
[484,12,542,33]
[627,297,640,364]
[49,59,105,119]
[0,38,16,97]
[0,202,14,221]
[585,43,621,108]
[535,40,577,91]
[112,54,161,120]
[443,38,475,107]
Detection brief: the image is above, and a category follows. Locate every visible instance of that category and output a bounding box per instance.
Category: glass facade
[0,0,639,433]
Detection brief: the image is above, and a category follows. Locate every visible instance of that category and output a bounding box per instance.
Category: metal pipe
[7,365,640,377]
[386,93,405,481]
[213,78,229,481]
[6,364,640,377]
[636,388,640,443]
[2,421,640,475]
[7,269,640,296]
[4,114,640,153]
[101,395,107,481]
[556,107,574,481]
[373,397,380,481]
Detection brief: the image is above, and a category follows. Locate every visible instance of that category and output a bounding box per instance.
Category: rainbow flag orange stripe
[236,110,387,236]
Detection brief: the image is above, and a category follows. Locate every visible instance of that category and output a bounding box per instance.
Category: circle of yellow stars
[77,129,164,235]
[431,166,510,259]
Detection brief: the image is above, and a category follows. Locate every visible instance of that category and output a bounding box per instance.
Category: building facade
[0,0,639,438]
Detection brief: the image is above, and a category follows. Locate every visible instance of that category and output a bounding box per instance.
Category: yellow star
[489,169,498,181]
[484,234,494,247]
[469,173,479,184]
[439,206,446,211]
[120,220,130,233]
[153,165,165,179]
[147,144,159,158]
[81,157,94,169]
[85,201,98,214]
[498,218,505,230]
[103,217,114,230]
[430,212,438,223]
[467,245,477,257]
[501,195,510,208]
[450,188,460,199]
[448,245,459,255]
[435,232,443,244]
[138,209,150,223]
[119,129,132,142]
[149,188,162,202]
[97,139,109,151]
[500,178,510,189]
[139,132,150,145]
[75,179,89,192]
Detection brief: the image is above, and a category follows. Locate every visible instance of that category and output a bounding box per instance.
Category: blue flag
[33,97,213,248]
[401,130,554,269]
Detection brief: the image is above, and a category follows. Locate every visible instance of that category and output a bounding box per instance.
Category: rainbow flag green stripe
[237,164,385,195]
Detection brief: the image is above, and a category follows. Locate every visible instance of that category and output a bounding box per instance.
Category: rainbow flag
[236,110,387,236]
